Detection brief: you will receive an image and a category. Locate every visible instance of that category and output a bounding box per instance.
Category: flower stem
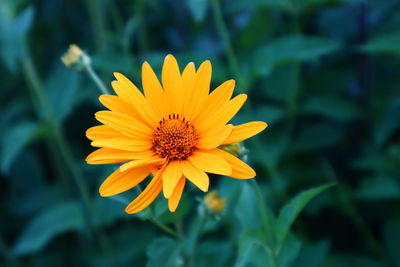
[250,179,280,267]
[22,51,114,264]
[211,0,244,90]
[85,64,111,95]
[134,187,180,238]
[187,211,208,267]
[148,216,180,239]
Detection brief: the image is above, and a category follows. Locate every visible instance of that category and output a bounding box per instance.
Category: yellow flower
[86,55,268,214]
[204,190,225,213]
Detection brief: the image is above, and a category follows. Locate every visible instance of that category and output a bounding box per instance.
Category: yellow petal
[197,94,247,134]
[120,157,165,172]
[162,55,184,113]
[91,137,152,151]
[112,73,159,126]
[184,60,212,120]
[125,170,163,214]
[99,166,150,197]
[181,62,196,114]
[162,160,183,198]
[98,95,137,118]
[192,80,235,125]
[197,125,233,149]
[223,121,268,144]
[95,111,152,139]
[168,177,186,212]
[142,62,170,117]
[188,150,231,176]
[86,125,120,141]
[181,160,209,192]
[86,148,153,164]
[210,149,256,179]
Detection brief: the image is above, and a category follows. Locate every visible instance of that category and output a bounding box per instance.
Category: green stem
[22,52,114,264]
[85,64,111,94]
[211,0,244,90]
[187,212,208,267]
[135,0,149,54]
[134,187,180,238]
[148,216,180,239]
[85,0,107,51]
[250,179,278,255]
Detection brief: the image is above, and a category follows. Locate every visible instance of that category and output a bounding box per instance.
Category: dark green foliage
[1,0,400,266]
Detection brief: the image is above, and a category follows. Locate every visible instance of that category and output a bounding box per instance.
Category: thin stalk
[211,0,244,90]
[148,216,180,239]
[133,187,180,238]
[135,0,149,54]
[187,212,208,267]
[250,179,279,262]
[22,52,114,264]
[85,0,107,51]
[85,64,111,95]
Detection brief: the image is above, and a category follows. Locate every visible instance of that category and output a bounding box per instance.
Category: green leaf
[276,183,335,250]
[187,0,209,23]
[278,233,302,267]
[292,122,344,152]
[13,202,85,256]
[356,176,400,200]
[360,32,400,54]
[253,35,340,75]
[0,6,34,72]
[1,121,39,173]
[44,65,81,122]
[235,230,275,267]
[301,95,361,121]
[235,182,264,230]
[254,105,285,125]
[146,237,182,267]
[293,239,330,267]
[228,0,293,13]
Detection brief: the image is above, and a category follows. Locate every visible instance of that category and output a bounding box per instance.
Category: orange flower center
[152,114,199,160]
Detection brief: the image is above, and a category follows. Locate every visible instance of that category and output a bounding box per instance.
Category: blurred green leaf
[0,6,34,72]
[276,183,334,250]
[278,233,302,267]
[292,122,344,152]
[44,65,81,122]
[146,237,182,267]
[1,120,39,173]
[235,182,264,230]
[294,239,330,267]
[235,230,275,267]
[384,218,400,266]
[301,95,361,121]
[253,35,340,76]
[254,105,285,125]
[13,202,85,256]
[187,0,209,23]
[356,176,400,200]
[228,0,293,13]
[360,32,400,54]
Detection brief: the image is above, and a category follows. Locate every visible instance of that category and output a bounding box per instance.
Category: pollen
[152,114,199,160]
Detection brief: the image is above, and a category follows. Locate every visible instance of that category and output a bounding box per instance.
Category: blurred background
[1,0,400,266]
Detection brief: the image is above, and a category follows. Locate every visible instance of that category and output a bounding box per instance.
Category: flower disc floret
[152,114,199,160]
